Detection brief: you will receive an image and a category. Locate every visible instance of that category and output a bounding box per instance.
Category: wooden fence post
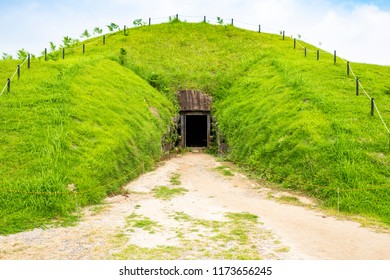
[149,18,151,26]
[334,50,337,64]
[282,30,285,40]
[83,44,85,54]
[7,78,10,93]
[259,25,261,33]
[62,48,65,60]
[304,47,307,57]
[28,54,31,69]
[294,38,296,49]
[371,98,375,116]
[317,50,320,61]
[124,25,126,34]
[231,18,234,26]
[204,16,206,23]
[17,65,20,79]
[347,61,350,76]
[356,78,359,96]
[44,48,47,61]
[103,35,106,45]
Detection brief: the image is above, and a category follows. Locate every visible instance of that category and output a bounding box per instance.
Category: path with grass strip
[0,152,389,259]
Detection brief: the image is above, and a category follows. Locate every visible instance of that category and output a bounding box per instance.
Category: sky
[0,0,390,65]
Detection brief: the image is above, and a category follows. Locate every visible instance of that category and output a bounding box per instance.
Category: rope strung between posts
[1,13,388,135]
[0,82,7,97]
[0,56,28,96]
[375,105,390,134]
[358,80,372,100]
[295,38,389,138]
[64,31,115,51]
[295,39,327,54]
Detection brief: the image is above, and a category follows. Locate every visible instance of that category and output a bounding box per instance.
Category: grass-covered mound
[108,21,389,224]
[0,57,174,234]
[215,54,390,223]
[1,20,389,234]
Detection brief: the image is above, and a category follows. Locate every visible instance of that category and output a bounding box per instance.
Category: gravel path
[0,152,389,260]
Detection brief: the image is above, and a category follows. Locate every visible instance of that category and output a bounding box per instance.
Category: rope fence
[294,36,390,141]
[0,56,29,96]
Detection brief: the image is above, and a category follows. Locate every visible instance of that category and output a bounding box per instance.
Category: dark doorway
[185,115,208,147]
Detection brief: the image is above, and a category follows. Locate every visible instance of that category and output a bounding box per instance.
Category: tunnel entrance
[185,114,208,147]
[178,90,212,148]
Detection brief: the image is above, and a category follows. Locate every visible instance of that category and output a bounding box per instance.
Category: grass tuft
[152,186,188,200]
[169,173,181,185]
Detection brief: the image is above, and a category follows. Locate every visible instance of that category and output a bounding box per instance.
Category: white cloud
[306,4,390,64]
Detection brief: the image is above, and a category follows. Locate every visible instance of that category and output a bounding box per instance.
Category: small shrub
[147,73,169,93]
[17,48,29,60]
[80,29,91,39]
[2,53,13,60]
[169,15,181,23]
[93,27,103,35]
[107,22,119,32]
[215,165,234,176]
[133,19,146,27]
[119,48,127,66]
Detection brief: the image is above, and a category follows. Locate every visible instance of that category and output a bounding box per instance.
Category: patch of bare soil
[0,152,389,260]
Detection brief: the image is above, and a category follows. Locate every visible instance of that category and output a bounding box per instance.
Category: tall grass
[113,21,389,224]
[1,20,389,233]
[214,44,390,224]
[0,57,174,234]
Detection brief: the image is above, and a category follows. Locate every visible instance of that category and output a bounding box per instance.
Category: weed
[113,211,276,260]
[152,186,188,200]
[118,48,127,66]
[90,205,106,216]
[126,213,161,234]
[275,247,290,253]
[112,244,183,260]
[226,212,259,223]
[276,195,303,206]
[173,211,193,222]
[215,165,234,176]
[169,173,181,185]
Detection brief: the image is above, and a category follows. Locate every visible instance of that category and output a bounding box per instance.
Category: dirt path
[1,152,389,260]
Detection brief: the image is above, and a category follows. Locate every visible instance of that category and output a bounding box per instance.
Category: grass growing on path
[215,165,234,177]
[169,173,181,185]
[152,186,188,200]
[112,211,284,260]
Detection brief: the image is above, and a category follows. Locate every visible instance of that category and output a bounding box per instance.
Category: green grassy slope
[0,56,174,234]
[216,51,390,222]
[108,22,390,224]
[1,20,389,234]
